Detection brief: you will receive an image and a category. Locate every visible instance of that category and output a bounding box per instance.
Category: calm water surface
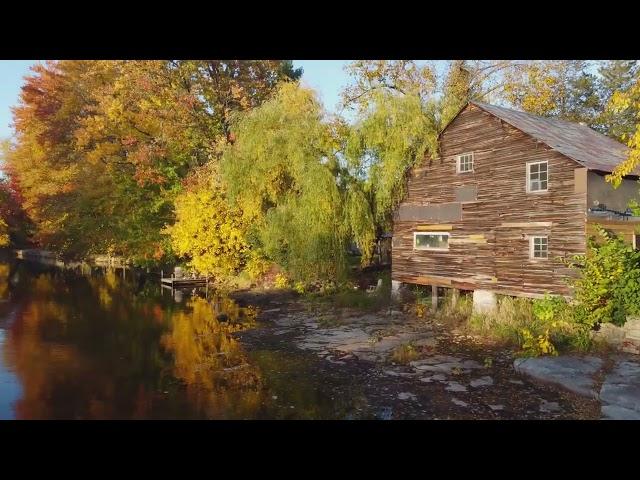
[0,256,360,419]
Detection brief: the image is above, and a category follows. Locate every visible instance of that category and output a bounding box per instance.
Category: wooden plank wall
[392,104,587,297]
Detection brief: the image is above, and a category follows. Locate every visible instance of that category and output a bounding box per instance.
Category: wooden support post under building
[431,285,438,313]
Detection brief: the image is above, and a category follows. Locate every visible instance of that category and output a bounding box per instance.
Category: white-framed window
[527,160,548,192]
[530,236,548,259]
[456,152,474,173]
[414,232,450,251]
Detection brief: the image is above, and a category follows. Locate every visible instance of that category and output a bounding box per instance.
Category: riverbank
[229,288,601,419]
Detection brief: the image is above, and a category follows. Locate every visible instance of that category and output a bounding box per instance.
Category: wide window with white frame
[527,160,548,192]
[414,232,450,251]
[456,152,474,173]
[530,236,548,259]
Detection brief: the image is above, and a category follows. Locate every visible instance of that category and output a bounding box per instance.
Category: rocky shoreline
[231,289,603,420]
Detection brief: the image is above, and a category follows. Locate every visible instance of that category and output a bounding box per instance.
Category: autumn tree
[501,60,601,126]
[0,175,31,248]
[166,163,248,279]
[605,68,640,186]
[0,218,8,247]
[220,82,375,281]
[6,60,300,263]
[597,60,640,141]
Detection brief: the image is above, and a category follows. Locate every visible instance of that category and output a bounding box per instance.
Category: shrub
[519,328,557,357]
[568,227,640,327]
[532,294,567,323]
[293,281,306,294]
[245,251,272,281]
[274,273,289,289]
[414,302,428,318]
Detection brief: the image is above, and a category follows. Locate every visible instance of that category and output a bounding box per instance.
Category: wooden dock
[160,271,208,288]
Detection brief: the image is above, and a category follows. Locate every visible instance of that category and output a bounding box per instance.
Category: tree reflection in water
[0,259,268,419]
[161,296,268,418]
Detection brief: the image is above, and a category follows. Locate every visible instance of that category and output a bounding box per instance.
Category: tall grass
[466,295,593,355]
[467,296,535,344]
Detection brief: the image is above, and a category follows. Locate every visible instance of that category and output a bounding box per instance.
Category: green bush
[293,281,306,294]
[568,227,640,327]
[468,294,592,356]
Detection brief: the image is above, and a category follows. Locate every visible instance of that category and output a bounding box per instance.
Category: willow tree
[342,60,486,233]
[220,82,375,282]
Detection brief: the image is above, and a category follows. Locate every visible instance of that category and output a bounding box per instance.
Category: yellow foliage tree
[0,218,9,247]
[166,164,248,279]
[607,78,640,186]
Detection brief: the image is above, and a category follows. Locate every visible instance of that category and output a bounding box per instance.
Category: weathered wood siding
[392,104,587,297]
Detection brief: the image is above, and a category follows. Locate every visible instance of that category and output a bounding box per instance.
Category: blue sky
[0,60,353,142]
[0,60,38,140]
[294,60,353,114]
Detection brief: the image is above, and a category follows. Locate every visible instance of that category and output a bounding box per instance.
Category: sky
[0,60,39,140]
[0,60,353,142]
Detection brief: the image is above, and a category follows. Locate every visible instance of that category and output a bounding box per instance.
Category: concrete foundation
[391,280,403,299]
[473,289,497,314]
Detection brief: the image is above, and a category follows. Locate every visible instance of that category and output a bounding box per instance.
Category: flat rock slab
[445,381,468,392]
[398,392,417,401]
[410,355,461,366]
[410,356,482,375]
[514,356,603,399]
[601,405,640,420]
[420,373,447,383]
[600,359,640,419]
[539,400,561,414]
[470,376,494,388]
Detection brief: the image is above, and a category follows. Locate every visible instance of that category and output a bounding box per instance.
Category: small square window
[527,161,548,192]
[457,153,474,173]
[530,236,548,259]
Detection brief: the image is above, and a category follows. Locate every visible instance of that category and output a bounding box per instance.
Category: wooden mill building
[391,101,640,310]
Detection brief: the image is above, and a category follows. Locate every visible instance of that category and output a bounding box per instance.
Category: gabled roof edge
[467,101,587,171]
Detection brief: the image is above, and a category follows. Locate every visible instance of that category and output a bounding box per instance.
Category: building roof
[469,101,635,175]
